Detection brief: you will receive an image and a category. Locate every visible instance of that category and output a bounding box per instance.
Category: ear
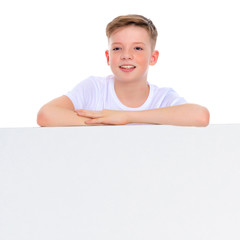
[150,50,159,66]
[105,50,110,65]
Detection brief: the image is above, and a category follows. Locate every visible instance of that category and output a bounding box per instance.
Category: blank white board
[0,124,240,240]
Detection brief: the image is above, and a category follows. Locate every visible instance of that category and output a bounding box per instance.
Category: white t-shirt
[65,75,186,111]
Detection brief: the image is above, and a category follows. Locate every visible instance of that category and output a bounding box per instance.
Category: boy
[37,14,210,127]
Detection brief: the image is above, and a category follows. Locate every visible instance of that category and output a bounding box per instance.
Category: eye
[113,47,121,51]
[135,47,143,51]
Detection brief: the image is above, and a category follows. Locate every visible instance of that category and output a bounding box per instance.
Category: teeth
[120,65,135,69]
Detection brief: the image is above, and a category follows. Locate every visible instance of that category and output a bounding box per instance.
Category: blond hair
[106,14,158,50]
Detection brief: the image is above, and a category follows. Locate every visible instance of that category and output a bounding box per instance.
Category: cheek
[109,54,118,66]
[136,55,150,66]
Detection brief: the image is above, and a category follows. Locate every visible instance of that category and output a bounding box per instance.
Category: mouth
[119,65,136,69]
[119,65,136,72]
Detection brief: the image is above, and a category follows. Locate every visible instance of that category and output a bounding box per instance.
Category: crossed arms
[37,96,210,127]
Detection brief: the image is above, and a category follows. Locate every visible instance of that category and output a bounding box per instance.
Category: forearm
[127,104,210,127]
[37,105,90,127]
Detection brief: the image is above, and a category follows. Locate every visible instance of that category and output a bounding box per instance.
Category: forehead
[109,25,151,45]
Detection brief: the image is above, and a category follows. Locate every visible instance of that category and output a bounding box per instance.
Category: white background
[0,0,239,127]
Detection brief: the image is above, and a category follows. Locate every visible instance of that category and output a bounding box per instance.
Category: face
[105,25,159,83]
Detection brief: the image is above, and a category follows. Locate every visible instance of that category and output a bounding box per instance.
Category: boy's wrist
[126,111,142,124]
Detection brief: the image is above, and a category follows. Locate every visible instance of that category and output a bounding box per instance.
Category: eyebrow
[111,42,146,45]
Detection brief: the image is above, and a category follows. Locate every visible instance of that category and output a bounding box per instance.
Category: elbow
[196,106,210,127]
[37,106,50,127]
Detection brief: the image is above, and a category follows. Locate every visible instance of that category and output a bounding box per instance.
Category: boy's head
[105,14,159,83]
[106,14,158,50]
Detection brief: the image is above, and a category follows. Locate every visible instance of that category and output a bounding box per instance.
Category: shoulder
[64,75,110,110]
[149,82,175,98]
[148,83,187,107]
[150,83,171,94]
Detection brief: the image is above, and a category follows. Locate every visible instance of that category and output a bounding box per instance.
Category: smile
[119,65,136,69]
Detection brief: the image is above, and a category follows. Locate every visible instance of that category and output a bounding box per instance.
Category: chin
[114,75,138,82]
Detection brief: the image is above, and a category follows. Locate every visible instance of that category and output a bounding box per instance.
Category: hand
[75,109,130,125]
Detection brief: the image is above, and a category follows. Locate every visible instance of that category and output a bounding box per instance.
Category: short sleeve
[160,88,187,107]
[64,77,100,110]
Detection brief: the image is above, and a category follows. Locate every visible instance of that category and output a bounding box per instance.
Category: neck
[114,77,150,108]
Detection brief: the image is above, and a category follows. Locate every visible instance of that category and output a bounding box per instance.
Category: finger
[76,110,103,118]
[85,118,104,125]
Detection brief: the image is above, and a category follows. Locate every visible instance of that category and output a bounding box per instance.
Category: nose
[120,49,133,60]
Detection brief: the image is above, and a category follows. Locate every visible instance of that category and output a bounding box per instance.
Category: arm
[75,104,210,127]
[37,96,91,127]
[128,104,210,127]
